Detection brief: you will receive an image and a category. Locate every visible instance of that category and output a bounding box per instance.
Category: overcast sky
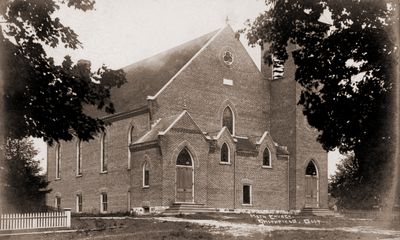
[35,0,342,177]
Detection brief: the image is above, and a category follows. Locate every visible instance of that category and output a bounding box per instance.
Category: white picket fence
[0,209,71,231]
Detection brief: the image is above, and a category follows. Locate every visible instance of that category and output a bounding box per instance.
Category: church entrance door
[305,161,319,208]
[175,149,194,203]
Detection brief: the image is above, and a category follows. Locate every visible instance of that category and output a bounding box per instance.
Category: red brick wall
[267,44,328,210]
[151,26,269,137]
[46,113,150,213]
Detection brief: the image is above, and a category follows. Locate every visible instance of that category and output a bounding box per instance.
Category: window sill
[142,186,149,189]
[242,203,252,206]
[55,178,61,181]
[76,174,82,178]
[219,162,231,165]
[262,166,272,169]
[100,171,108,174]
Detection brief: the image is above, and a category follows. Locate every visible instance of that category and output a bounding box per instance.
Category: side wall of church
[150,26,270,137]
[46,113,150,213]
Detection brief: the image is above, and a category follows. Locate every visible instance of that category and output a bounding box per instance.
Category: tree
[242,0,398,208]
[0,0,127,145]
[3,138,50,212]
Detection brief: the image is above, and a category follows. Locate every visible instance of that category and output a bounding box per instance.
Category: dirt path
[154,216,400,238]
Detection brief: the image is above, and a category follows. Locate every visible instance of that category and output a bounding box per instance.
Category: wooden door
[305,175,318,207]
[176,167,193,202]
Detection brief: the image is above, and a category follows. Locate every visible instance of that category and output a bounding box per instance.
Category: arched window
[222,106,234,134]
[76,139,82,176]
[100,132,107,173]
[177,148,192,166]
[220,143,230,163]
[305,161,318,176]
[262,147,271,167]
[127,125,135,170]
[128,125,135,144]
[55,143,61,179]
[143,162,149,187]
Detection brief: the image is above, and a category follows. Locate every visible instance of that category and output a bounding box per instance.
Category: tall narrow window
[263,147,271,167]
[76,194,82,213]
[220,143,230,163]
[55,144,61,179]
[100,132,107,173]
[100,193,108,213]
[127,125,134,169]
[243,185,251,205]
[127,191,131,211]
[143,162,149,187]
[76,140,82,176]
[272,55,285,79]
[55,196,61,210]
[222,107,234,134]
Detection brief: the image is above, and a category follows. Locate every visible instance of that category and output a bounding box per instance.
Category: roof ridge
[122,29,220,71]
[148,26,225,100]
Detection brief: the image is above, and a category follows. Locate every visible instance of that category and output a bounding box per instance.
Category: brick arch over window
[305,159,319,176]
[170,141,199,168]
[218,100,237,135]
[262,147,271,167]
[220,143,230,163]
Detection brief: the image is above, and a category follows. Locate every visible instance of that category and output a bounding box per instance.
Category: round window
[223,51,234,65]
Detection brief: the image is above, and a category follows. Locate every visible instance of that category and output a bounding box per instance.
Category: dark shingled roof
[110,29,219,114]
[133,113,181,144]
[236,138,257,152]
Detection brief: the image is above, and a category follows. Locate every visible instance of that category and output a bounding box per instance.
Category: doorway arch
[175,148,194,203]
[305,160,319,208]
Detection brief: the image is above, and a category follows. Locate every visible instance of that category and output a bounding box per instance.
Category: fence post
[64,208,71,228]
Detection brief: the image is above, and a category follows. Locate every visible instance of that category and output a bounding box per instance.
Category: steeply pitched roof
[236,137,257,152]
[107,29,219,115]
[134,114,181,144]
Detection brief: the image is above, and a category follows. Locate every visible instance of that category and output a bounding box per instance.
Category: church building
[46,24,328,214]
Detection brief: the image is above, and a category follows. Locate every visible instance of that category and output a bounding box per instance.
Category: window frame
[143,162,150,188]
[242,185,252,205]
[100,193,108,213]
[55,196,61,210]
[55,144,61,180]
[220,143,231,164]
[262,147,272,168]
[222,106,235,135]
[76,194,82,213]
[127,125,134,170]
[76,140,82,176]
[100,131,108,173]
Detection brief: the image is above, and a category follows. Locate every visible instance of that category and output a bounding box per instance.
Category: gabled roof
[108,29,219,114]
[133,113,181,144]
[236,137,257,152]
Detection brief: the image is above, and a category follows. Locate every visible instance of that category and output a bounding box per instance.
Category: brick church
[46,24,328,214]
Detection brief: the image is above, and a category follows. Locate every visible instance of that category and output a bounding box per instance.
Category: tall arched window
[222,106,234,134]
[100,132,107,173]
[262,147,271,167]
[55,143,61,179]
[127,125,135,170]
[177,148,193,166]
[220,143,230,163]
[76,139,82,176]
[143,162,149,187]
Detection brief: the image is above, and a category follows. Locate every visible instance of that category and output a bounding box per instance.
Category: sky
[34,0,343,177]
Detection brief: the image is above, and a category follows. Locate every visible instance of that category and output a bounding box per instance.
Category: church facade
[46,25,328,214]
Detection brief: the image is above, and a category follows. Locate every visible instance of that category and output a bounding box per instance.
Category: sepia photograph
[0,0,399,239]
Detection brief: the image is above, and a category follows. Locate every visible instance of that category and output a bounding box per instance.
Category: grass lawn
[0,213,399,240]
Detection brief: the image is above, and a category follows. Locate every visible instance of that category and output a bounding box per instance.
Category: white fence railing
[0,209,71,231]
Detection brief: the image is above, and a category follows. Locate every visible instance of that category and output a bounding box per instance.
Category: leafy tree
[0,0,127,145]
[3,138,50,212]
[242,0,398,208]
[330,153,379,210]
